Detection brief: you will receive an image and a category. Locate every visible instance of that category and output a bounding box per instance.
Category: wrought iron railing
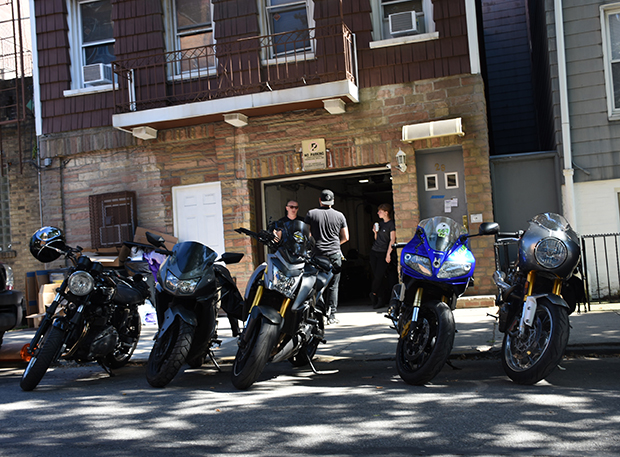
[112,23,356,114]
[581,233,620,305]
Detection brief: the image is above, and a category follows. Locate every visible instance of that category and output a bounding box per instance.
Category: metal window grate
[89,191,137,249]
[0,173,11,251]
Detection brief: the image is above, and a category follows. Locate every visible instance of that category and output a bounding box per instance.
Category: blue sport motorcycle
[387,216,498,385]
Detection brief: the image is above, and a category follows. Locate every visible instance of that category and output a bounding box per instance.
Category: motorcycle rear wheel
[146,317,194,388]
[395,300,455,385]
[231,317,279,390]
[20,325,65,391]
[502,301,569,385]
[104,309,142,369]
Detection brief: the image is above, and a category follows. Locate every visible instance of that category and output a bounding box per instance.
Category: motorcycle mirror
[478,222,500,235]
[146,231,167,248]
[220,252,244,265]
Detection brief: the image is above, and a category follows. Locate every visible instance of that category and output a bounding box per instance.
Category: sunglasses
[287,205,299,209]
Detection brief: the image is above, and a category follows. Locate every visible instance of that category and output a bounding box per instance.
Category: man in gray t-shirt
[304,189,349,324]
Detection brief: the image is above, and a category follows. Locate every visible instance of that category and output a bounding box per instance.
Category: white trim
[29,0,42,136]
[424,174,438,191]
[113,79,359,128]
[260,166,388,231]
[464,0,480,75]
[63,84,114,97]
[444,171,459,189]
[600,3,620,120]
[369,31,438,49]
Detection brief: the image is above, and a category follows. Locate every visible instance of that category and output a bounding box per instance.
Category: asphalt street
[1,302,620,456]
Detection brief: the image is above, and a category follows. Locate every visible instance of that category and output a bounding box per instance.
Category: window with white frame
[601,4,620,119]
[371,0,435,44]
[263,0,315,57]
[165,0,215,74]
[69,0,115,89]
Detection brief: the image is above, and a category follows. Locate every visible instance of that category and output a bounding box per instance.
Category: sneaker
[327,315,339,325]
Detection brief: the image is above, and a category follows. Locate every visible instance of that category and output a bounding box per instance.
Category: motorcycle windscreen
[530,213,579,244]
[419,216,464,252]
[168,241,218,279]
[275,219,312,259]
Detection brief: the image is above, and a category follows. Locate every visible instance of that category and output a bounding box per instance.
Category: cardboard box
[25,272,39,328]
[25,283,58,328]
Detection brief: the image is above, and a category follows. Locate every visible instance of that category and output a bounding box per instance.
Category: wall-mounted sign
[302,139,326,171]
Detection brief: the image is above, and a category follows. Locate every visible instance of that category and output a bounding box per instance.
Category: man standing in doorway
[304,189,349,324]
[278,200,304,223]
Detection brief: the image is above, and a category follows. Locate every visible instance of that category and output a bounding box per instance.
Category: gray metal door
[415,147,468,226]
[490,152,561,232]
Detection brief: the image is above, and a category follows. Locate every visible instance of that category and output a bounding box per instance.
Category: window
[601,4,620,119]
[445,172,459,189]
[168,0,215,73]
[263,0,315,56]
[89,191,137,249]
[425,174,438,191]
[370,0,436,46]
[69,0,115,89]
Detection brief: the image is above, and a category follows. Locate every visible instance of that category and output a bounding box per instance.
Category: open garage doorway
[261,167,394,305]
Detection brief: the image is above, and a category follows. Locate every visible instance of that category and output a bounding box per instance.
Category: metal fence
[581,233,620,305]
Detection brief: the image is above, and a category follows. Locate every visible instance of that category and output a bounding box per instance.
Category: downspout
[28,0,43,226]
[554,0,577,227]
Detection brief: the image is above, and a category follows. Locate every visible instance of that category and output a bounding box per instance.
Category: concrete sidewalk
[2,302,620,365]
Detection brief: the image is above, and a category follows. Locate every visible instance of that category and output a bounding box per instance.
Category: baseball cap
[320,189,334,205]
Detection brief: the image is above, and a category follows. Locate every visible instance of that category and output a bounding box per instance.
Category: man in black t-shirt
[304,189,349,324]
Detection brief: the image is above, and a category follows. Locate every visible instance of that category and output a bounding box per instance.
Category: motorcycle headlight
[437,261,472,279]
[535,237,568,269]
[165,271,199,294]
[67,271,95,296]
[269,263,300,298]
[403,254,432,276]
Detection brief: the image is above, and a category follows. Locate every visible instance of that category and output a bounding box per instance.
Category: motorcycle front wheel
[20,325,65,391]
[395,300,455,385]
[502,301,570,385]
[231,317,279,390]
[104,308,142,369]
[146,316,194,387]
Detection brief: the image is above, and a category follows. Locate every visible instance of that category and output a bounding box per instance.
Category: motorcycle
[231,220,333,390]
[387,216,498,385]
[144,232,245,387]
[491,212,583,384]
[20,227,150,391]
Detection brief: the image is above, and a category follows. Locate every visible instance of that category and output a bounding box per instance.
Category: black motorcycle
[491,213,584,384]
[20,227,150,391]
[144,232,245,387]
[231,220,333,390]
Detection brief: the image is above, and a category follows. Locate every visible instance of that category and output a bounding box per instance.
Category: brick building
[30,0,496,297]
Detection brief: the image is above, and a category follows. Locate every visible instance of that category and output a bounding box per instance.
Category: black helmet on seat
[30,226,66,262]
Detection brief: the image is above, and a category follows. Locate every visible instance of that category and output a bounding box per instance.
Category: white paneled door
[172,182,225,255]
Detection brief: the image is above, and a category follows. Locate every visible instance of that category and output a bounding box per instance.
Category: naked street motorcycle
[231,220,333,390]
[492,212,584,384]
[21,227,150,391]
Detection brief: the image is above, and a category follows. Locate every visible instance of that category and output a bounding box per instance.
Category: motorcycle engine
[86,326,119,359]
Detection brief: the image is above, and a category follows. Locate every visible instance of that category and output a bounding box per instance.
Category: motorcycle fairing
[156,306,198,339]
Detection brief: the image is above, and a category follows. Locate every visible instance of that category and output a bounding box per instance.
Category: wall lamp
[395,148,407,172]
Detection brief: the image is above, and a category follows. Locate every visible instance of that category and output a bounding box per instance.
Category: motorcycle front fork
[513,271,562,335]
[389,284,449,339]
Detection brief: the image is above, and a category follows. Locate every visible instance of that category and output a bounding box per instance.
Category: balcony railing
[112,23,357,115]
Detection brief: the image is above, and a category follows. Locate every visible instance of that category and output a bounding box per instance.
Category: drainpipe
[554,0,577,227]
[28,0,43,226]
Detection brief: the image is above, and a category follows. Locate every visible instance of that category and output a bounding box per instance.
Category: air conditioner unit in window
[83,63,113,86]
[389,11,417,35]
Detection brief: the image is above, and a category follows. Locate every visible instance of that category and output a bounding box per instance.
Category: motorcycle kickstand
[97,360,115,377]
[207,351,222,372]
[445,359,462,371]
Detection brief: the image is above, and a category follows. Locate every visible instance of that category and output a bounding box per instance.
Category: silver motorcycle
[491,213,584,384]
